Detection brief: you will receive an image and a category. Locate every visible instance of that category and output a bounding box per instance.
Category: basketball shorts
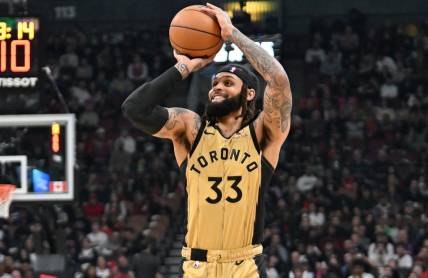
[181,245,267,278]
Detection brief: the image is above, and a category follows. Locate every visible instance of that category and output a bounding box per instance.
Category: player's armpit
[154,107,201,145]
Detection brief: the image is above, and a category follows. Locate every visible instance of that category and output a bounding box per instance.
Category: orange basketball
[169,5,223,58]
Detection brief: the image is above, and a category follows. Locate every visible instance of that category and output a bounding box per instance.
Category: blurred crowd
[0,28,182,277]
[263,13,428,278]
[0,10,427,278]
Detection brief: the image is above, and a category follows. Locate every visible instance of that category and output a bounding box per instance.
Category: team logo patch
[230,67,236,73]
[193,261,200,269]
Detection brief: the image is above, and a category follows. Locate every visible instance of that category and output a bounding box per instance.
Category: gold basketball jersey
[180,121,274,250]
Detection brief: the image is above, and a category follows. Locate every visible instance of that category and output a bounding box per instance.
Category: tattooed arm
[231,27,292,139]
[203,3,292,166]
[154,51,212,145]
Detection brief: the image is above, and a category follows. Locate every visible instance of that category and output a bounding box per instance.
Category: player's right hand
[173,50,215,79]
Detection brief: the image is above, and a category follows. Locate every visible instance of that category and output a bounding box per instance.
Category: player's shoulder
[165,107,203,142]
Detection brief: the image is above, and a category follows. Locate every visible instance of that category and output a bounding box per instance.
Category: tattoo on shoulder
[165,108,187,130]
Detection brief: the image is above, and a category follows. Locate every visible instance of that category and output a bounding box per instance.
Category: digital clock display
[0,17,40,89]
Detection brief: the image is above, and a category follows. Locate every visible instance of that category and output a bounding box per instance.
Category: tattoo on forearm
[232,28,292,134]
[231,28,288,89]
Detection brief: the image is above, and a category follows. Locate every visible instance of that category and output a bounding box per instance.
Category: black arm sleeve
[121,66,182,134]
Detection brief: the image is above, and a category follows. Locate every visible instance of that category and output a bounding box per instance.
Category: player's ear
[246,88,256,101]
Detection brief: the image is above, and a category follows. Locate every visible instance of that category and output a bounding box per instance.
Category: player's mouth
[211,93,227,102]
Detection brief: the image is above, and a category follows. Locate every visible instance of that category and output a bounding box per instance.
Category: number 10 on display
[0,40,31,73]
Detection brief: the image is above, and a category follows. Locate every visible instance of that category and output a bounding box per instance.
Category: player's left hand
[201,3,235,41]
[173,50,215,74]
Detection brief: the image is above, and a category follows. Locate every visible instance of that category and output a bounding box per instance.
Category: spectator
[395,243,413,270]
[70,80,91,106]
[348,259,374,278]
[127,54,149,83]
[87,222,108,252]
[110,70,134,94]
[79,102,100,128]
[83,193,105,220]
[320,50,343,76]
[96,255,111,278]
[131,242,161,278]
[305,40,326,66]
[78,237,97,268]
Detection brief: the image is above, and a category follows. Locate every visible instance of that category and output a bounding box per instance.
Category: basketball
[169,5,223,58]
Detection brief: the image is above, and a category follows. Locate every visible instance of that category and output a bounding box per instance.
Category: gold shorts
[181,245,266,278]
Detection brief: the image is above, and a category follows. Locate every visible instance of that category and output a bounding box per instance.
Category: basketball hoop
[0,184,15,218]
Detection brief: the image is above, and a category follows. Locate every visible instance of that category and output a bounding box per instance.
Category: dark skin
[154,3,292,168]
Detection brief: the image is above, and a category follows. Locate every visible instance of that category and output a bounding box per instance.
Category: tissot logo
[0,77,38,88]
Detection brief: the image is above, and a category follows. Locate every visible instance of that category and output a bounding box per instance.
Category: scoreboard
[0,17,42,113]
[0,17,41,89]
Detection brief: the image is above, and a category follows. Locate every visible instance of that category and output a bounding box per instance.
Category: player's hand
[173,50,215,79]
[201,3,235,41]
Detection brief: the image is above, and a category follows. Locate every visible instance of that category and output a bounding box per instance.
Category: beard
[206,92,244,118]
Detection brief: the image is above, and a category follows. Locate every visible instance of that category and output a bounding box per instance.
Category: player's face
[209,73,243,102]
[206,73,244,117]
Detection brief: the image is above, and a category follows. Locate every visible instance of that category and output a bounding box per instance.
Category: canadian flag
[49,181,68,193]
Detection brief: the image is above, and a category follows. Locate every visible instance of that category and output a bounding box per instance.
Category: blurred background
[1,0,428,277]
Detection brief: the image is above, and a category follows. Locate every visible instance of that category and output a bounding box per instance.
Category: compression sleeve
[121,66,182,134]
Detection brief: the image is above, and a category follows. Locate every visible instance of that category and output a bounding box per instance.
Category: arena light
[214,41,274,62]
[224,1,277,22]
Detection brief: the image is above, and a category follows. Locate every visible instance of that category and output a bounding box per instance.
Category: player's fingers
[174,49,186,58]
[173,49,180,59]
[200,6,217,16]
[206,3,222,11]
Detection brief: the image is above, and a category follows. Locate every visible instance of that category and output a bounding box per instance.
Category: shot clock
[0,17,41,89]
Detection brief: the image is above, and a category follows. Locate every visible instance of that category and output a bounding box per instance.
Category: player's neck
[215,109,244,136]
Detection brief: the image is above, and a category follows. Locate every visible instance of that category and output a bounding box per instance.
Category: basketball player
[122,3,292,277]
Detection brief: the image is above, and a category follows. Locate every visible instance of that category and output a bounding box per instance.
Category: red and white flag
[49,181,68,193]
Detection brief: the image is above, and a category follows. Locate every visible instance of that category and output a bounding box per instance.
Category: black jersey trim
[249,122,261,154]
[261,156,275,171]
[179,159,188,247]
[189,120,206,158]
[252,157,274,245]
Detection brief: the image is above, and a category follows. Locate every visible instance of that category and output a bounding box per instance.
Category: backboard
[0,114,75,201]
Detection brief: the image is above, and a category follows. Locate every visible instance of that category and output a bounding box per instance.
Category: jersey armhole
[189,120,206,158]
[249,122,261,154]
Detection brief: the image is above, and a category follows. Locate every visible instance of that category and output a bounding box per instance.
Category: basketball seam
[171,39,222,51]
[182,8,218,21]
[170,25,222,38]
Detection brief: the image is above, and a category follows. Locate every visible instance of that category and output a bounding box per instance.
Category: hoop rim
[0,184,16,200]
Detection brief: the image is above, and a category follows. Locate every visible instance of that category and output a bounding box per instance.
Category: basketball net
[0,184,15,218]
